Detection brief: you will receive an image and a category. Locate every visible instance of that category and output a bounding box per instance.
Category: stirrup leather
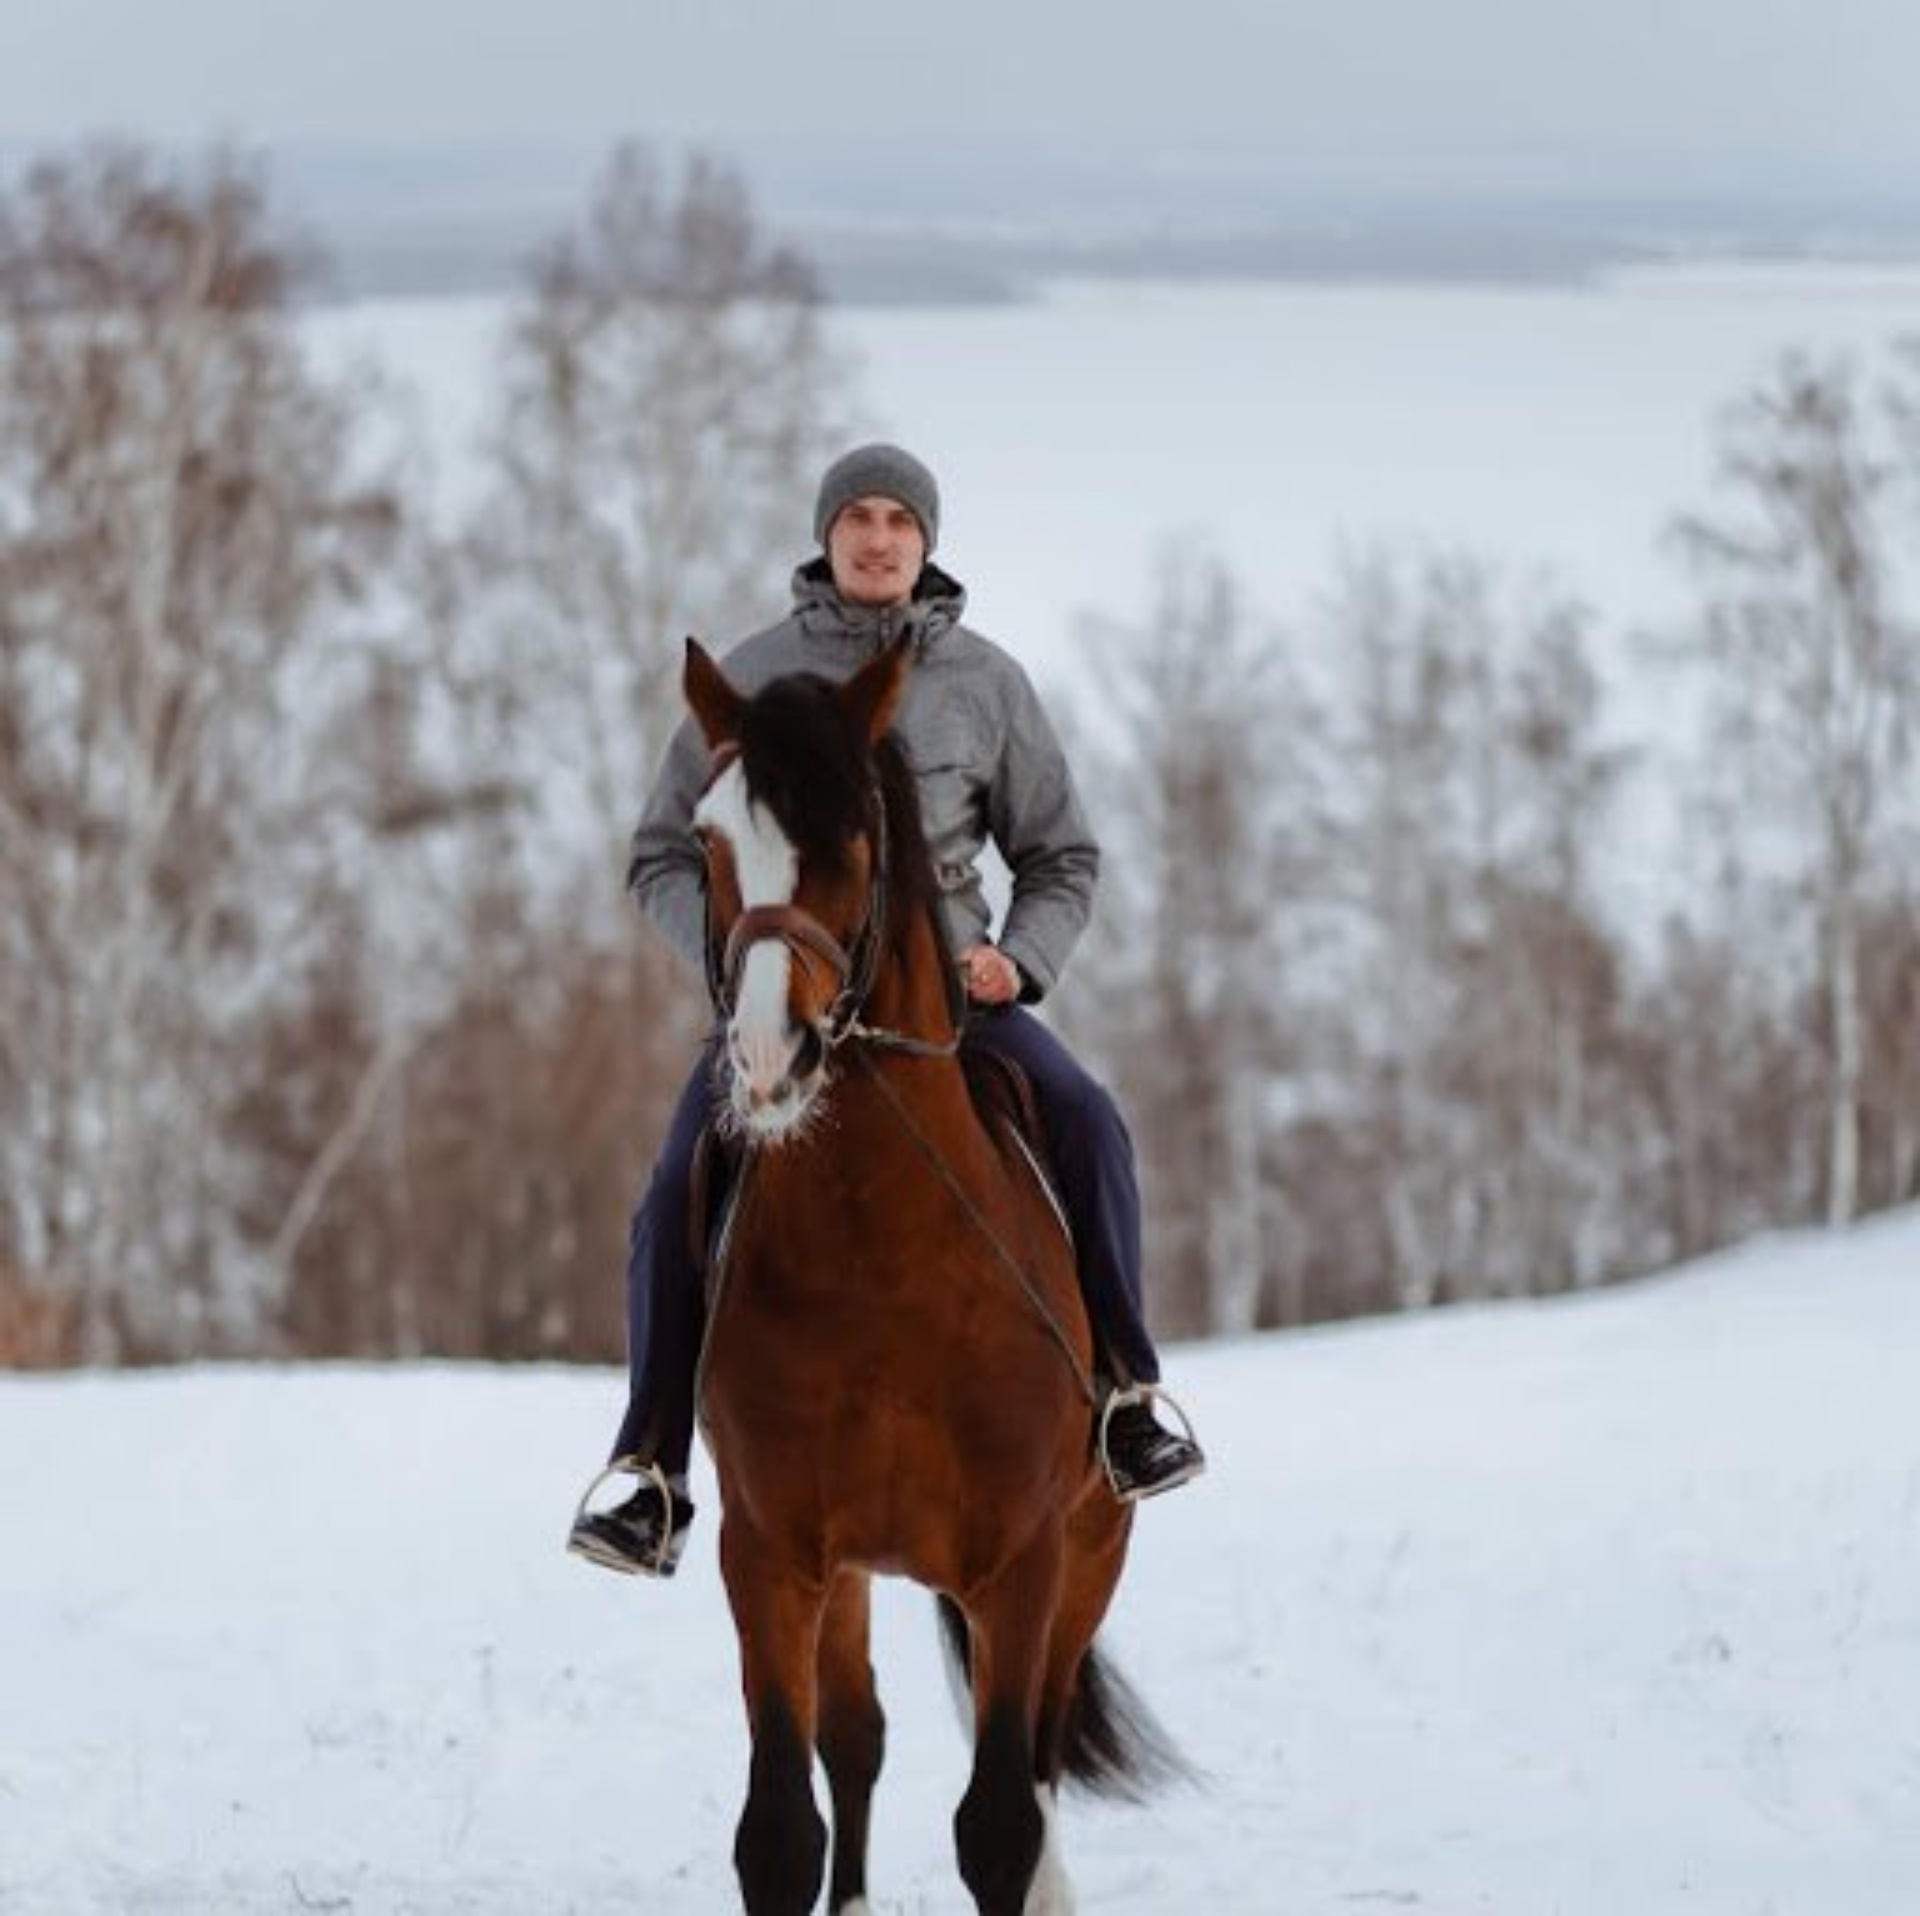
[1097,1383,1203,1502]
[568,1454,680,1578]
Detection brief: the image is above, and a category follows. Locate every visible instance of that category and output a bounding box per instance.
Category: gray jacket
[628,558,1099,1001]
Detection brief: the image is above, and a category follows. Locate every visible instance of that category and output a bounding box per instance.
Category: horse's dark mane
[870,732,943,928]
[736,671,941,933]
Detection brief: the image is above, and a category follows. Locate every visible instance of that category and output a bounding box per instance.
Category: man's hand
[960,943,1021,1006]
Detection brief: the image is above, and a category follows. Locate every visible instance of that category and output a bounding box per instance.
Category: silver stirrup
[1097,1383,1202,1503]
[568,1454,677,1577]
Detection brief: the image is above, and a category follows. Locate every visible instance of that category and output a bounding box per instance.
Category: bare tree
[1316,550,1481,1309]
[1670,349,1920,1226]
[1065,548,1323,1335]
[1315,549,1636,1307]
[1066,542,1649,1331]
[0,146,399,1358]
[464,141,853,915]
[254,145,859,1362]
[1634,892,1819,1262]
[1856,893,1920,1206]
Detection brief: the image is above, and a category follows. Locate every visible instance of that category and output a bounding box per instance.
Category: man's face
[827,494,927,607]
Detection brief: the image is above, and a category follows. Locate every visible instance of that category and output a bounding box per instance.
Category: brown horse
[681,634,1178,1915]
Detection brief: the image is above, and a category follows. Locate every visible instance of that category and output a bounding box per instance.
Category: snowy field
[5,1209,1918,1913]
[307,262,1920,704]
[308,265,1920,931]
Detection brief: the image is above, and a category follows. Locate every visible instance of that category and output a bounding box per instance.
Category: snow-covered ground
[5,1210,1919,1913]
[307,264,1920,706]
[306,266,1920,936]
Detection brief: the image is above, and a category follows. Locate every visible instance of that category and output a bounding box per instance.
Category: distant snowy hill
[4,1211,1918,1912]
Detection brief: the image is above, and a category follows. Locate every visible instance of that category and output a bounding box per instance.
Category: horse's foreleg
[952,1538,1063,1916]
[721,1521,830,1916]
[816,1569,885,1915]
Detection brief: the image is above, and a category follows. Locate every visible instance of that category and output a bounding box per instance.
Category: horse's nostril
[791,1024,825,1081]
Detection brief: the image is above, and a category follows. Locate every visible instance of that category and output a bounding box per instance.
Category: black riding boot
[1101,1391,1207,1502]
[567,1464,697,1578]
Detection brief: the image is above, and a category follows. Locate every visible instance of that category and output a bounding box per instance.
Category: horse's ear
[841,633,912,745]
[684,637,745,747]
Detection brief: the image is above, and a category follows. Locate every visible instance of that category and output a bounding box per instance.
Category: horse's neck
[861,900,963,1057]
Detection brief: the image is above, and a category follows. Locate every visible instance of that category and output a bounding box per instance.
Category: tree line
[1066,372,1920,1334]
[1,143,1915,1367]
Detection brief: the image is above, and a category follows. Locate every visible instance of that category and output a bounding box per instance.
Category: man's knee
[644,1061,718,1208]
[973,1010,1129,1157]
[1060,1076,1131,1170]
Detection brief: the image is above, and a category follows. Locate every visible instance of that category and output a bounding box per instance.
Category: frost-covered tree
[1314,551,1477,1309]
[1065,543,1648,1330]
[264,146,859,1361]
[463,141,852,914]
[1669,349,1920,1226]
[1065,549,1323,1335]
[1315,550,1635,1306]
[0,147,400,1357]
[1634,890,1815,1264]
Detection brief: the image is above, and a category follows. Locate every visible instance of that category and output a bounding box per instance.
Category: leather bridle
[701,747,952,1058]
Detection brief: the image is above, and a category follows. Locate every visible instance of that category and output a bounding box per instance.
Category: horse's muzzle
[728,1019,829,1139]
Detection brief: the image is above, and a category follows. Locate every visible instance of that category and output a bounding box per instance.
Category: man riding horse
[570,442,1206,1577]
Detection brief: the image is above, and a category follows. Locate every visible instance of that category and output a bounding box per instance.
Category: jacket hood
[789,556,968,656]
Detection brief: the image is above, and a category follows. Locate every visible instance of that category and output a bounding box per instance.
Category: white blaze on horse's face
[695,761,818,1137]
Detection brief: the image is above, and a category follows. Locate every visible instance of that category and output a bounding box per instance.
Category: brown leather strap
[724,904,853,1001]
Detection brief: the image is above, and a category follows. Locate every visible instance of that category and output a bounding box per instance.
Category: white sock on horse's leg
[1023,1783,1077,1916]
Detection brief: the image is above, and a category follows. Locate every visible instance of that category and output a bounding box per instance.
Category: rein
[696,1045,1099,1423]
[850,1046,1100,1409]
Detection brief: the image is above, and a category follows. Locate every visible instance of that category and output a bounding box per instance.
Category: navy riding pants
[610,1005,1160,1474]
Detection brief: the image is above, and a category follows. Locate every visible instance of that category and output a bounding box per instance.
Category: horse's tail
[934,1595,1193,1802]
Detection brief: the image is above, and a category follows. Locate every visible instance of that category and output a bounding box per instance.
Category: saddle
[959,1046,1069,1243]
[684,1049,1069,1285]
[959,1045,1046,1160]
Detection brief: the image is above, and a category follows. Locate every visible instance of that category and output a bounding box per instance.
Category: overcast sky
[4,1,1917,217]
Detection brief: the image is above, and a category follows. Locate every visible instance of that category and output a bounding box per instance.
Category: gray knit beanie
[812,443,941,554]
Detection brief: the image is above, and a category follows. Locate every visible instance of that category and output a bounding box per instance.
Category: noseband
[720,903,861,1029]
